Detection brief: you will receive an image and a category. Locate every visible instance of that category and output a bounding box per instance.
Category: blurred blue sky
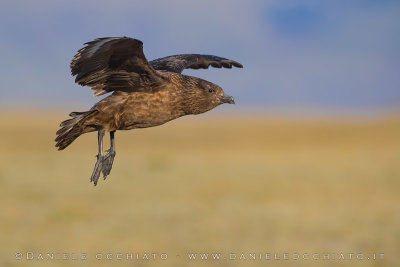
[1,0,399,113]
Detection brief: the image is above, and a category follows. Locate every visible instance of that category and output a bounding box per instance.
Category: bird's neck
[167,73,206,115]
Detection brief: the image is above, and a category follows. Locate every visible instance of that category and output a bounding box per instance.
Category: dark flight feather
[70,37,242,97]
[70,37,164,96]
[150,54,243,73]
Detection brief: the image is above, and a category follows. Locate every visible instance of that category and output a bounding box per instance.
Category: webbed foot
[101,150,116,179]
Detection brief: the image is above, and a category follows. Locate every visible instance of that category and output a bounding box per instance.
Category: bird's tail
[55,110,98,150]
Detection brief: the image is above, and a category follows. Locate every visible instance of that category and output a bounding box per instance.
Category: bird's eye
[208,89,214,93]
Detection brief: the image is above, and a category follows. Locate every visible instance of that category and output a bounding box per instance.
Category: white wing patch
[86,37,120,57]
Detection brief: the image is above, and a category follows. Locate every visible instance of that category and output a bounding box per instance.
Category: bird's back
[91,73,189,131]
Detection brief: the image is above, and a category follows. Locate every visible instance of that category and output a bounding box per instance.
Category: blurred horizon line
[1,105,399,121]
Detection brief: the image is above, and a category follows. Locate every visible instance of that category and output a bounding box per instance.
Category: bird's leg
[90,129,105,186]
[101,131,116,180]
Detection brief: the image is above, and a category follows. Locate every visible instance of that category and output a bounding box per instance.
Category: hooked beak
[220,94,235,104]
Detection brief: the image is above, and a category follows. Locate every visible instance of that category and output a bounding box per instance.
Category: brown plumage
[55,37,242,185]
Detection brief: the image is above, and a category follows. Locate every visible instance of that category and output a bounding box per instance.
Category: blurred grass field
[0,110,399,267]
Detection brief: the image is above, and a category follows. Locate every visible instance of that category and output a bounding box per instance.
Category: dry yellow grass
[0,110,399,267]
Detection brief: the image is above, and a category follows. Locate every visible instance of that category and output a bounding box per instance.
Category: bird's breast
[114,90,186,130]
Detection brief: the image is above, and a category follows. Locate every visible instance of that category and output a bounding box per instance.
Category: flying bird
[55,37,243,185]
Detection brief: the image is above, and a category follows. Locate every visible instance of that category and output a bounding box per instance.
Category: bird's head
[184,78,235,114]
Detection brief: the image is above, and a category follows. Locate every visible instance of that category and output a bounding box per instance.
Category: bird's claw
[101,151,116,179]
[90,151,116,186]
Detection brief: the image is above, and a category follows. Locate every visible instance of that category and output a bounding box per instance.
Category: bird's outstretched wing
[150,54,243,74]
[71,37,164,96]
